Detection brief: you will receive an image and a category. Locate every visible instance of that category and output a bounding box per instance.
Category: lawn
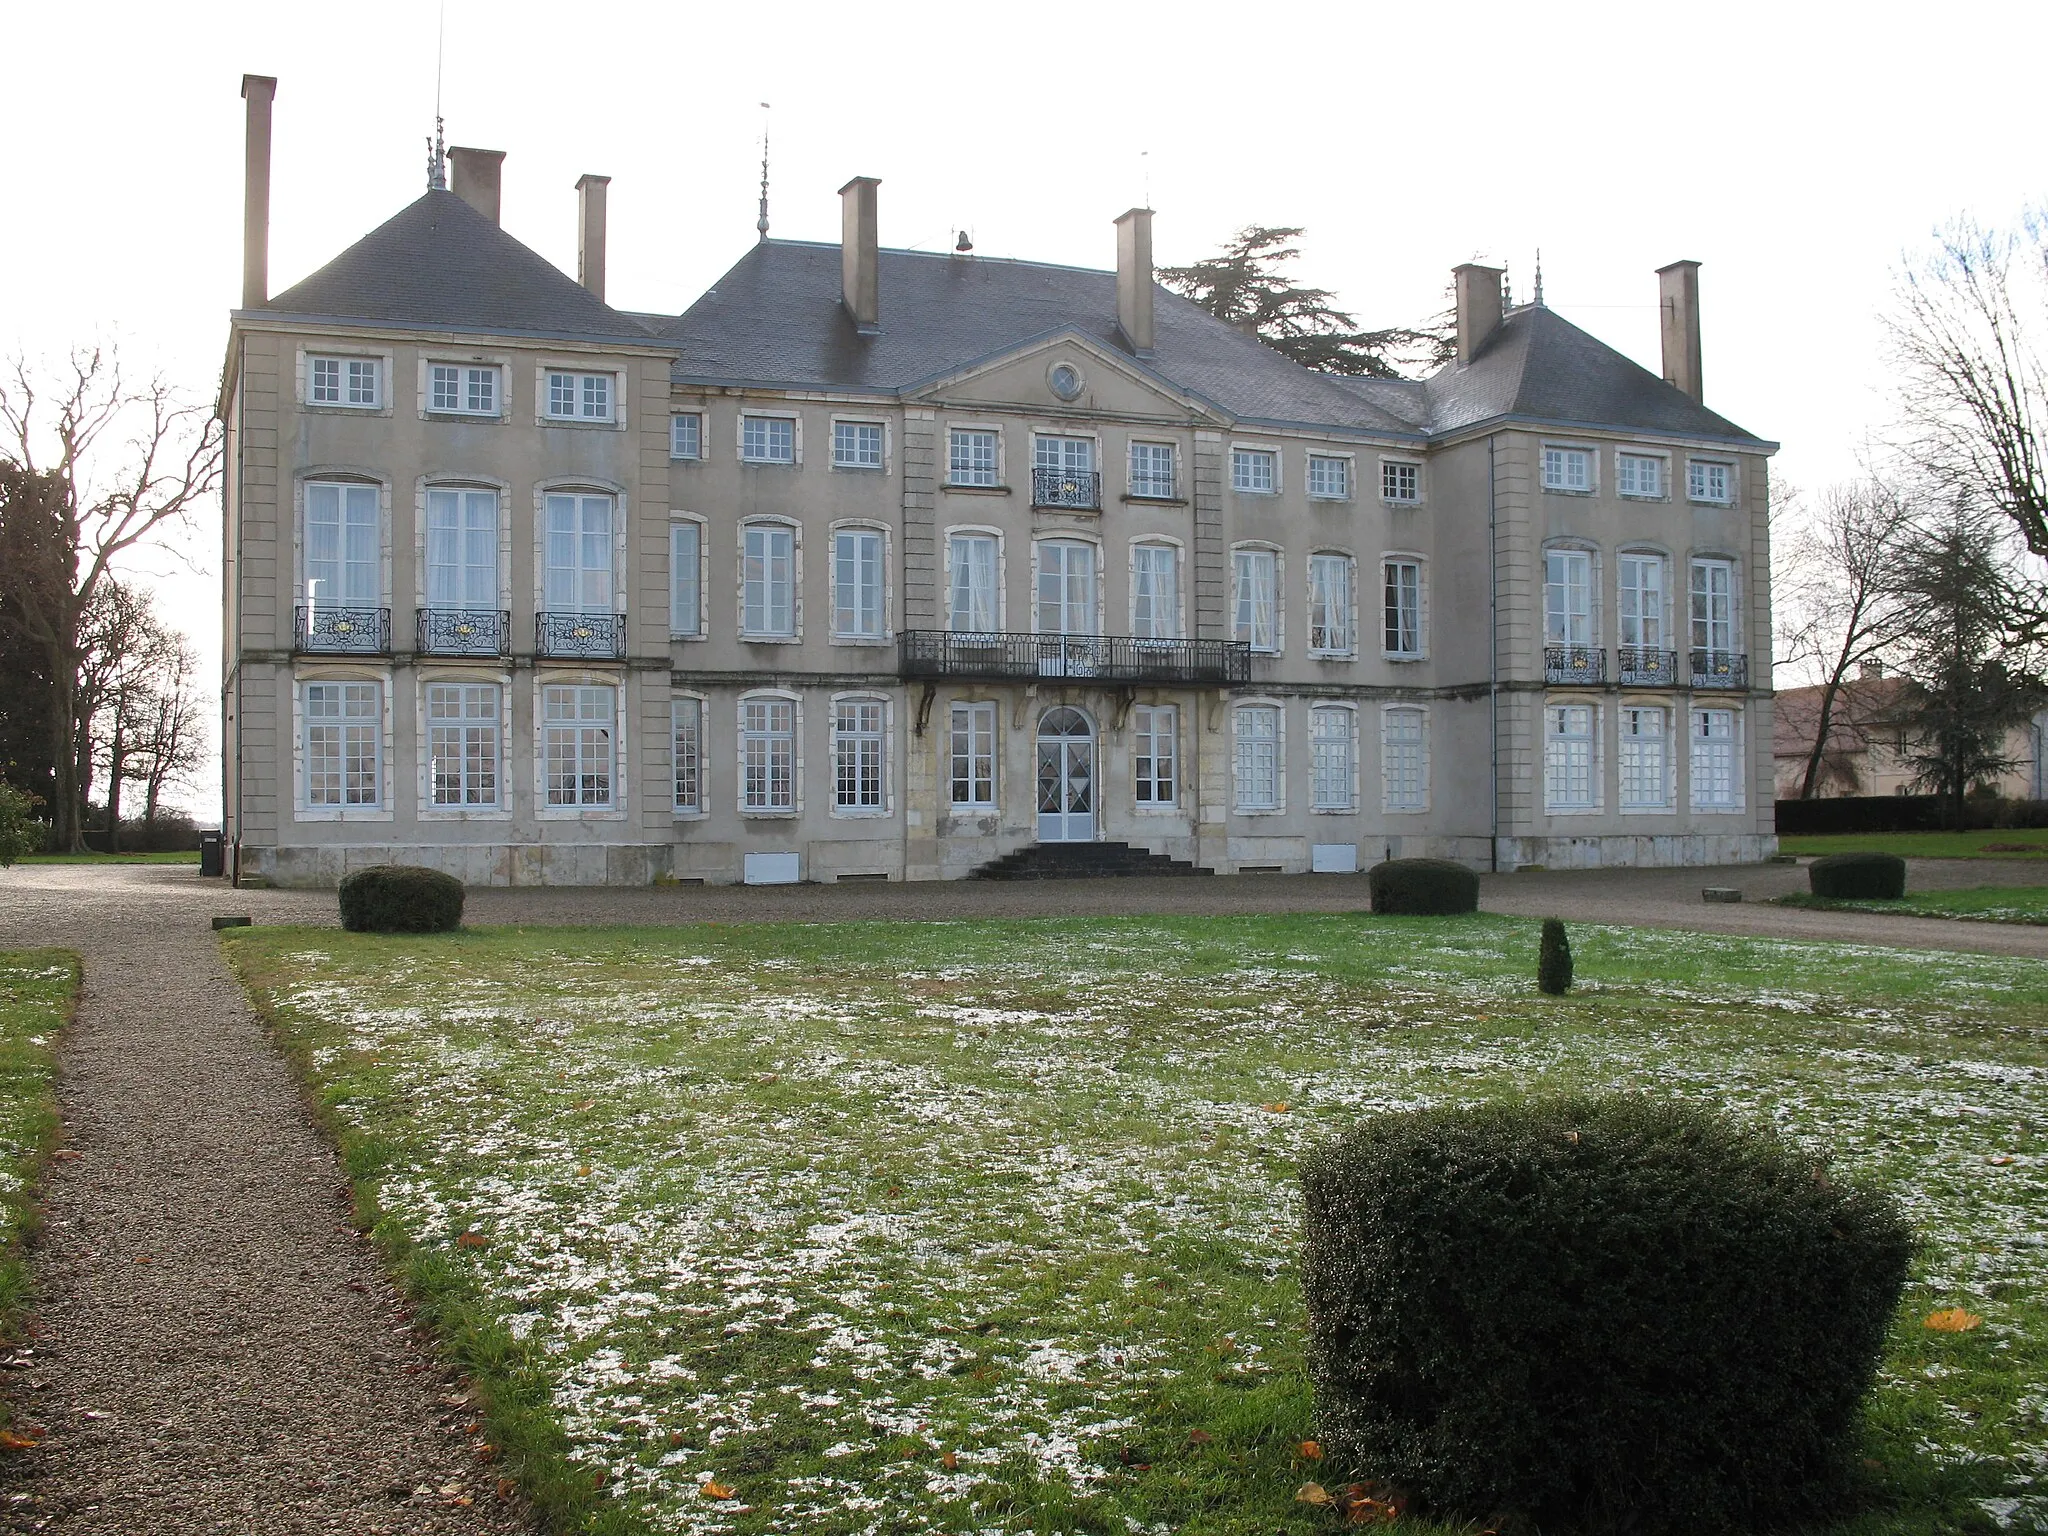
[0,952,72,1344]
[1780,887,2048,926]
[226,916,2048,1536]
[1779,829,2048,859]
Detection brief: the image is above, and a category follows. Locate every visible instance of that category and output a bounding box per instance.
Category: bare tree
[128,629,207,827]
[0,347,221,848]
[1890,212,2048,560]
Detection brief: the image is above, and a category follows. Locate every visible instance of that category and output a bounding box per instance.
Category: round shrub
[1809,851,1908,900]
[1299,1095,1913,1534]
[1367,857,1479,915]
[337,865,465,933]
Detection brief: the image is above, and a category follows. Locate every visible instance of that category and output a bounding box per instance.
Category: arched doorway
[1036,706,1095,842]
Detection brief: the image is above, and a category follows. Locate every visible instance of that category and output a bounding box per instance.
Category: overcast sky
[7,0,2045,819]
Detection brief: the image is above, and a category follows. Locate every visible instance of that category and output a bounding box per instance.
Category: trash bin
[199,829,225,878]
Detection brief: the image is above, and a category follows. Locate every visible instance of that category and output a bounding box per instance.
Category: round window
[1047,363,1084,401]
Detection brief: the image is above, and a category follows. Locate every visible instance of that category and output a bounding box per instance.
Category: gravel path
[0,870,529,1534]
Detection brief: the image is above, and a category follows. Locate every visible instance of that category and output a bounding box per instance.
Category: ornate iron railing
[1617,646,1680,687]
[294,605,390,655]
[900,630,1251,685]
[416,607,511,656]
[1030,467,1101,510]
[1543,644,1606,685]
[1689,648,1749,689]
[537,611,627,660]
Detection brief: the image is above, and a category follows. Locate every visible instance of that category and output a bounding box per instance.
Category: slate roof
[254,190,663,343]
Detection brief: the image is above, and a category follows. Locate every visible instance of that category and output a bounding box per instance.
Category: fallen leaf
[134,1256,152,1265]
[49,1150,80,1163]
[1925,1308,1984,1333]
[668,1430,686,1447]
[1297,1481,1332,1506]
[576,1166,592,1178]
[1300,1440,1323,1460]
[1187,1428,1213,1445]
[495,1476,516,1499]
[0,1431,38,1451]
[1263,1102,1290,1114]
[700,1479,735,1500]
[941,1450,958,1472]
[573,1099,597,1112]
[1987,1154,2014,1166]
[455,1231,487,1250]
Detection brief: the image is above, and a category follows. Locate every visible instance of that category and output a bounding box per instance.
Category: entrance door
[1036,706,1095,842]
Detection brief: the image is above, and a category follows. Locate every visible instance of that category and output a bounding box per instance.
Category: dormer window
[545,371,612,422]
[429,364,497,416]
[310,355,379,408]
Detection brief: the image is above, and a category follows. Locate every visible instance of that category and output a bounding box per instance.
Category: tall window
[1382,460,1420,504]
[833,528,885,639]
[948,534,999,631]
[742,523,797,638]
[1309,553,1355,655]
[1691,708,1741,809]
[741,415,796,463]
[670,413,703,460]
[1232,448,1276,494]
[1544,703,1598,811]
[1542,446,1592,492]
[310,356,379,408]
[545,371,611,421]
[304,681,380,807]
[1545,549,1594,646]
[1133,705,1176,805]
[1033,435,1094,476]
[1618,554,1666,649]
[832,420,883,469]
[427,683,499,807]
[949,428,998,486]
[1690,559,1736,659]
[425,488,497,610]
[1382,708,1427,812]
[543,493,614,614]
[304,481,381,606]
[542,685,615,807]
[741,696,797,812]
[672,697,702,813]
[1383,559,1422,656]
[1617,453,1665,498]
[1310,706,1355,810]
[1234,705,1281,810]
[1035,540,1097,635]
[1130,442,1175,499]
[1619,706,1669,809]
[1307,455,1350,499]
[949,702,996,807]
[1130,544,1179,639]
[833,698,886,811]
[1688,460,1732,503]
[670,521,701,637]
[1232,548,1278,651]
[429,364,496,415]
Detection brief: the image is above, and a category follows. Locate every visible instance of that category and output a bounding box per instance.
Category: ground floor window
[1544,703,1598,811]
[672,696,702,813]
[1382,706,1427,811]
[741,695,797,812]
[1133,704,1176,805]
[1310,706,1355,810]
[543,684,615,807]
[426,682,499,807]
[304,680,381,807]
[1619,705,1670,810]
[833,697,887,811]
[1234,704,1280,811]
[949,702,996,807]
[1691,708,1741,809]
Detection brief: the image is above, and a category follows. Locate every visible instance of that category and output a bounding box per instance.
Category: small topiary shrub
[1367,858,1479,915]
[1808,851,1908,900]
[1537,917,1572,994]
[1300,1095,1913,1535]
[337,865,465,933]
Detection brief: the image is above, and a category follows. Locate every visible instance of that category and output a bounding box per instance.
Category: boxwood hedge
[1366,858,1479,915]
[337,865,465,933]
[1808,851,1908,900]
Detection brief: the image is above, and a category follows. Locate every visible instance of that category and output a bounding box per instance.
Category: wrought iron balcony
[1031,466,1101,510]
[294,605,390,655]
[537,611,627,660]
[1689,648,1749,689]
[1617,646,1680,687]
[900,630,1252,686]
[416,607,511,656]
[1543,644,1606,685]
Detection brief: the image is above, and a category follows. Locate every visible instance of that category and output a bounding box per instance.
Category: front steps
[968,841,1213,880]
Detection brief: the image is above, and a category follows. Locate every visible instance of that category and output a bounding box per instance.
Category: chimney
[1114,207,1156,358]
[450,147,505,224]
[839,176,880,334]
[1658,259,1704,401]
[576,174,611,301]
[1452,262,1504,365]
[239,74,276,309]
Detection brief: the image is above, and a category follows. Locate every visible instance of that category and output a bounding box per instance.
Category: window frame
[1381,555,1425,659]
[299,677,386,815]
[306,351,385,411]
[1309,703,1358,812]
[1132,703,1178,809]
[540,489,619,617]
[738,518,800,641]
[1128,540,1182,640]
[1618,703,1673,811]
[1543,700,1602,813]
[538,681,619,812]
[739,412,799,465]
[1380,704,1429,814]
[1541,443,1596,494]
[1306,453,1353,502]
[1687,458,1734,505]
[830,522,889,643]
[830,693,892,816]
[1230,445,1279,495]
[1231,543,1282,654]
[830,418,887,472]
[669,515,705,640]
[1690,706,1744,811]
[540,368,617,425]
[1616,451,1668,500]
[946,528,1003,633]
[670,412,705,461]
[671,693,705,816]
[1308,551,1357,657]
[738,690,800,816]
[1617,551,1668,650]
[426,361,500,419]
[1380,458,1422,505]
[1033,536,1100,638]
[301,477,385,607]
[1544,546,1597,647]
[1690,556,1738,657]
[1232,701,1285,813]
[947,425,1002,488]
[424,680,504,812]
[948,700,998,809]
[1128,440,1177,500]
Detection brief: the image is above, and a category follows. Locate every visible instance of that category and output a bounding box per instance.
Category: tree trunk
[46,656,83,851]
[1800,676,1845,799]
[105,720,124,853]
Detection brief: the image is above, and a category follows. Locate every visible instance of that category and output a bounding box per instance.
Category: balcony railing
[1617,646,1680,687]
[1031,466,1101,510]
[900,630,1251,685]
[294,605,390,655]
[1690,648,1749,689]
[537,611,627,660]
[1543,644,1606,685]
[416,607,511,656]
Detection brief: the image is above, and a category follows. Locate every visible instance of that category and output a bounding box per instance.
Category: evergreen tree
[1537,918,1574,996]
[1159,226,1452,379]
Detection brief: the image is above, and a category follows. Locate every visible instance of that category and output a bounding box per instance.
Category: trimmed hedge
[337,866,465,933]
[1537,917,1572,995]
[1300,1095,1913,1534]
[1367,858,1479,916]
[1809,852,1908,900]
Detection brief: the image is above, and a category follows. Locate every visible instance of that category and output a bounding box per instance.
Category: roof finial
[426,2,447,190]
[756,102,772,243]
[1533,248,1545,307]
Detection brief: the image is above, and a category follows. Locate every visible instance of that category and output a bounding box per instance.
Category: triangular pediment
[908,330,1229,424]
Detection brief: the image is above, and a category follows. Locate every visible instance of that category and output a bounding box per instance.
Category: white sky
[7,0,2045,820]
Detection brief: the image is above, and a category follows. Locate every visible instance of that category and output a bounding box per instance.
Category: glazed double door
[1035,707,1094,842]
